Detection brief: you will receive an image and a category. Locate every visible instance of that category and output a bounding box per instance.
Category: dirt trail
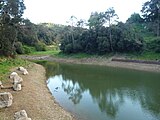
[0,63,75,120]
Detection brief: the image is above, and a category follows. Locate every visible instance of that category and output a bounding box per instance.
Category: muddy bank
[20,55,160,73]
[0,63,75,120]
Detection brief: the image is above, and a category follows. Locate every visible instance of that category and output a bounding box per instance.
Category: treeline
[0,0,160,57]
[60,17,144,54]
[61,0,160,54]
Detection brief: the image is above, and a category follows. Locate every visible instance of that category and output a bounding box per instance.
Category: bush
[14,42,24,54]
[23,46,32,54]
[64,44,73,53]
[35,41,46,51]
[147,37,160,53]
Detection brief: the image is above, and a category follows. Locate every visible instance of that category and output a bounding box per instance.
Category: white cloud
[23,0,148,24]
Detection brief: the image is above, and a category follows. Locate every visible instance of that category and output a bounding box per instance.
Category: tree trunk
[109,19,113,52]
[157,9,160,37]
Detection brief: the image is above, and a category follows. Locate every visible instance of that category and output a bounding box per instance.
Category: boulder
[9,72,18,79]
[14,110,32,120]
[0,92,13,108]
[18,67,29,75]
[13,83,22,91]
[9,72,23,84]
[13,75,23,84]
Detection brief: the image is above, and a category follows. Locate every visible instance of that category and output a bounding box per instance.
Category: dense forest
[0,0,160,57]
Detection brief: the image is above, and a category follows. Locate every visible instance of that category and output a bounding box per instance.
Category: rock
[13,83,22,91]
[13,75,23,84]
[18,67,29,75]
[9,72,18,79]
[0,92,13,108]
[9,72,23,84]
[0,81,4,89]
[14,110,32,120]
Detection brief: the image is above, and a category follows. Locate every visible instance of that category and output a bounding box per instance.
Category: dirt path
[0,63,75,120]
[20,55,160,73]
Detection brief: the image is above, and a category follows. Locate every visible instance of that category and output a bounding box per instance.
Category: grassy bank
[0,57,30,81]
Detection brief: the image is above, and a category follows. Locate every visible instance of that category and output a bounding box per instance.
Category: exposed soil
[0,63,75,120]
[20,55,160,73]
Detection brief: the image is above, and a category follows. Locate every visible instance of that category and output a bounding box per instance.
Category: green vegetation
[134,52,160,60]
[0,0,159,61]
[0,0,25,57]
[30,50,60,56]
[0,58,30,81]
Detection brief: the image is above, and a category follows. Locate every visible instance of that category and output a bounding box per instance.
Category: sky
[23,0,148,25]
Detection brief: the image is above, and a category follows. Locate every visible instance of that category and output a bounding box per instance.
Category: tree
[126,13,143,24]
[66,16,78,50]
[88,12,105,29]
[126,13,147,37]
[103,7,118,52]
[142,0,160,36]
[18,19,38,46]
[77,19,86,28]
[0,0,26,56]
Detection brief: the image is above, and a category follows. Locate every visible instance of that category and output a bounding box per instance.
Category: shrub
[14,42,24,54]
[23,46,32,54]
[147,37,160,53]
[35,41,46,51]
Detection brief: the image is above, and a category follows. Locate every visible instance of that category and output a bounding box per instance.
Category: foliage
[0,1,159,57]
[88,12,104,29]
[60,19,144,54]
[127,13,143,24]
[23,45,34,54]
[147,37,160,53]
[14,42,24,54]
[17,19,38,46]
[0,0,25,57]
[36,23,66,45]
[141,0,160,36]
[35,41,47,51]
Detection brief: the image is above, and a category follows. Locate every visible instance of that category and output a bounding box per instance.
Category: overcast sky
[23,0,148,25]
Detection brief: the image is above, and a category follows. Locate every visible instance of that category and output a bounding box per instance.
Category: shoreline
[20,55,160,73]
[0,63,75,120]
[2,54,157,119]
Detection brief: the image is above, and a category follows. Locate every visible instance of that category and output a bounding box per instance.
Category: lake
[40,61,160,120]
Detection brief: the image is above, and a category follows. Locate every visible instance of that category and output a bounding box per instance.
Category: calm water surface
[41,61,160,120]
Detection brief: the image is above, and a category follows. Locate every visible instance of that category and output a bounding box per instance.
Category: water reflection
[41,61,160,120]
[62,81,84,104]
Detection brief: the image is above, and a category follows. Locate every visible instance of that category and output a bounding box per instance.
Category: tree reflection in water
[41,61,160,119]
[62,80,83,104]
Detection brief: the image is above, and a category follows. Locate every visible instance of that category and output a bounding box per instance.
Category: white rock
[9,72,23,84]
[13,83,22,91]
[14,110,32,120]
[9,72,18,79]
[0,92,13,108]
[18,67,29,75]
[0,81,3,89]
[23,69,28,75]
[13,75,23,84]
